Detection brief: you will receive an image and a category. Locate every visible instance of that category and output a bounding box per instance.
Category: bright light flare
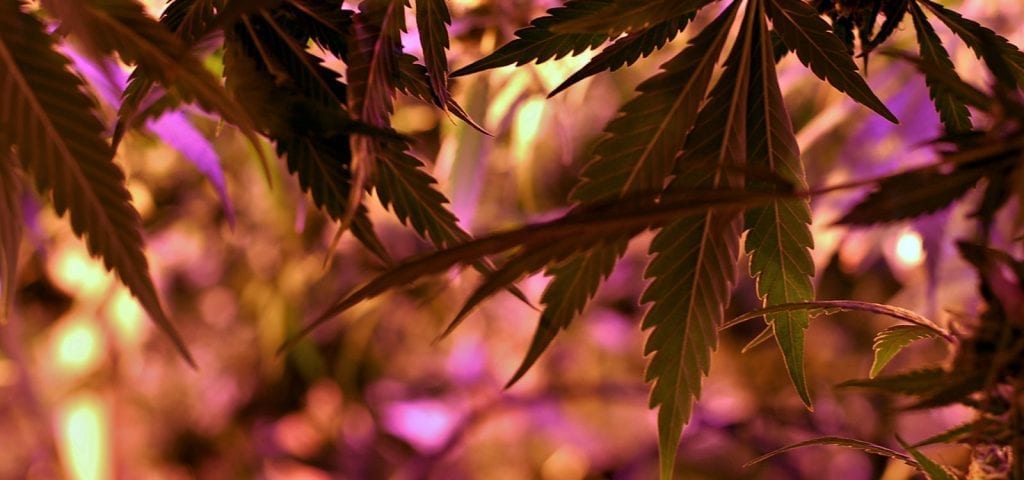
[55,319,103,374]
[895,229,925,268]
[58,393,110,480]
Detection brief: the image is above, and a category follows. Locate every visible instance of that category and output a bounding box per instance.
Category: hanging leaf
[910,418,1009,448]
[394,54,487,133]
[550,0,711,36]
[0,146,22,321]
[746,436,918,469]
[548,14,693,97]
[515,1,740,391]
[908,2,972,133]
[919,0,1024,89]
[870,325,940,378]
[743,6,816,408]
[414,0,452,109]
[838,163,994,225]
[450,0,616,77]
[0,1,193,364]
[765,0,897,122]
[643,1,755,476]
[896,436,957,480]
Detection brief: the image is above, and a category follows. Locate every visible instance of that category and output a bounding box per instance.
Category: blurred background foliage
[2,0,1023,478]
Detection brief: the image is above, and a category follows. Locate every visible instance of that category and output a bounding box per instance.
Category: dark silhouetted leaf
[450,0,614,77]
[838,165,988,225]
[920,0,1024,88]
[838,368,947,395]
[909,2,972,133]
[395,54,488,133]
[415,0,452,109]
[550,0,710,36]
[744,6,816,408]
[0,1,193,364]
[0,146,22,320]
[870,325,940,378]
[766,0,897,122]
[549,14,693,97]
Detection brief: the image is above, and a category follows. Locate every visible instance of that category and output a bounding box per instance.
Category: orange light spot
[58,393,110,480]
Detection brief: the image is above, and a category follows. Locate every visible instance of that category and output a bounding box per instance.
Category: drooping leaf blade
[548,14,693,97]
[643,1,754,476]
[919,0,1024,89]
[870,325,940,378]
[837,164,989,225]
[743,6,816,408]
[0,1,193,364]
[550,0,711,36]
[908,2,972,133]
[765,0,897,122]
[515,0,740,390]
[450,0,615,77]
[746,436,918,469]
[415,0,452,109]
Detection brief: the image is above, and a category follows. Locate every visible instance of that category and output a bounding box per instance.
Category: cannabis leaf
[897,436,956,480]
[919,0,1024,89]
[550,0,709,36]
[514,0,740,392]
[746,436,918,469]
[724,300,951,339]
[838,368,948,395]
[450,0,615,77]
[743,4,815,408]
[0,1,193,364]
[548,14,693,97]
[414,0,452,108]
[870,325,940,378]
[909,2,972,133]
[643,1,754,476]
[0,146,22,320]
[766,0,897,122]
[838,164,990,225]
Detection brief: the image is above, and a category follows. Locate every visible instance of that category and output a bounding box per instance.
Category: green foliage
[5,0,1024,476]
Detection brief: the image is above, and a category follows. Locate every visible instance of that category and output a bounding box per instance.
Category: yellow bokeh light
[895,229,925,268]
[58,393,110,480]
[107,289,146,348]
[55,319,103,374]
[50,248,111,299]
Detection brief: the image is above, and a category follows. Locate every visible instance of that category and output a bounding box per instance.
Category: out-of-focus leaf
[886,50,992,112]
[910,418,1008,447]
[909,2,972,133]
[549,14,693,97]
[515,1,741,390]
[867,0,908,51]
[415,0,452,109]
[450,0,615,77]
[0,1,193,364]
[870,325,940,378]
[745,436,917,469]
[838,368,948,395]
[549,0,711,36]
[0,146,22,321]
[920,0,1024,89]
[837,165,988,225]
[643,1,754,477]
[766,0,897,122]
[159,0,219,43]
[897,436,956,480]
[743,6,815,408]
[287,0,353,59]
[724,300,951,339]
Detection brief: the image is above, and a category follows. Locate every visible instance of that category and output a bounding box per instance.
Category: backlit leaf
[766,0,897,122]
[743,5,815,408]
[870,325,940,378]
[724,300,951,339]
[0,1,193,364]
[415,0,452,109]
[896,436,956,480]
[919,0,1024,89]
[642,1,753,476]
[746,436,917,469]
[909,2,972,133]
